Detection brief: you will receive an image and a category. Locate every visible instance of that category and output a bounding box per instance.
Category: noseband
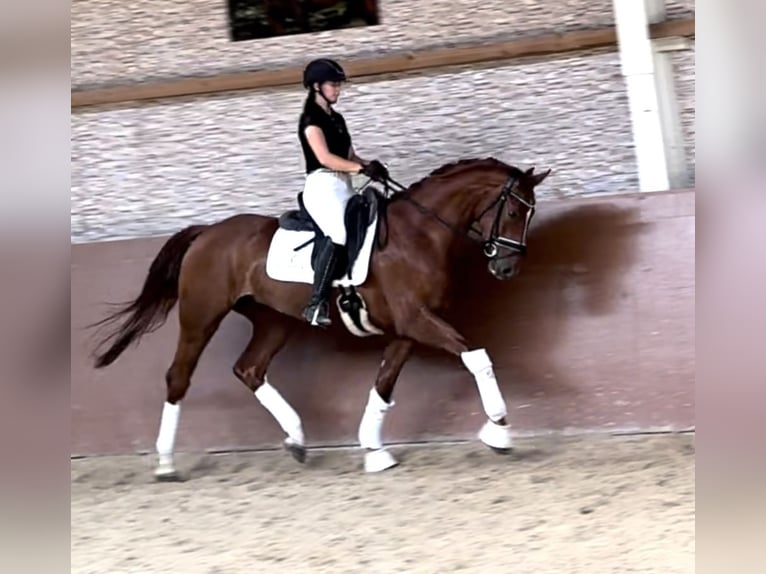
[379,172,535,258]
[472,174,536,258]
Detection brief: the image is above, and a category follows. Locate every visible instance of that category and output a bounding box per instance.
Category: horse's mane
[390,157,523,200]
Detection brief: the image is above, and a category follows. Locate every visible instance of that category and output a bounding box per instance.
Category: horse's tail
[90,224,207,368]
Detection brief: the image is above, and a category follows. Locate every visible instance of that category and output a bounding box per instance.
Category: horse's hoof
[284,438,307,463]
[154,469,183,482]
[364,448,398,473]
[478,419,513,453]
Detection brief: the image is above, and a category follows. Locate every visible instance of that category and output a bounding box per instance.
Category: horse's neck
[409,178,487,232]
[381,178,488,272]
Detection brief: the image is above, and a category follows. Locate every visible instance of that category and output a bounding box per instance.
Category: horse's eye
[509,210,519,219]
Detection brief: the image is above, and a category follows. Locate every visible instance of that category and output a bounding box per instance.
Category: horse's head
[473,164,551,280]
[395,157,551,279]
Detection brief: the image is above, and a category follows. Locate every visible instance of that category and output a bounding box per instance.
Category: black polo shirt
[298,102,352,174]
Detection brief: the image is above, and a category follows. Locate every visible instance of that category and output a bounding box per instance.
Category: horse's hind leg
[231,299,304,462]
[358,337,413,472]
[155,301,228,481]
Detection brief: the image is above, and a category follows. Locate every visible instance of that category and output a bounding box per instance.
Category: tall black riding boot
[303,239,340,327]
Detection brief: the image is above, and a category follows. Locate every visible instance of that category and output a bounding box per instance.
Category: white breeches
[302,169,355,245]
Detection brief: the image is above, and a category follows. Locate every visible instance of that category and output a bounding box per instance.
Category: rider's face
[318,81,343,104]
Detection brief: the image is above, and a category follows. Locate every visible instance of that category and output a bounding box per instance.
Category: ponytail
[303,89,319,114]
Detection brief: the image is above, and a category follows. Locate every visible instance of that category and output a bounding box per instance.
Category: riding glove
[361,160,389,182]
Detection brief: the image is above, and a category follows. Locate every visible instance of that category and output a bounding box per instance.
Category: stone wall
[70,0,695,243]
[671,41,696,178]
[72,0,625,88]
[666,0,696,20]
[666,1,696,180]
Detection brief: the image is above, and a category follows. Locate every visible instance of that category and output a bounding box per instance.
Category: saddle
[277,186,384,279]
[277,193,317,233]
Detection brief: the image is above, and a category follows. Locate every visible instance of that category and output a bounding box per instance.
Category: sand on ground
[71,432,695,574]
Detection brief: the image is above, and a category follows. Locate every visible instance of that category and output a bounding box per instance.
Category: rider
[298,57,388,327]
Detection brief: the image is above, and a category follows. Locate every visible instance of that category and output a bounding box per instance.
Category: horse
[88,157,551,479]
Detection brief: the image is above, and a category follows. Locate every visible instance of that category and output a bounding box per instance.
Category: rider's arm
[348,143,369,166]
[305,126,363,173]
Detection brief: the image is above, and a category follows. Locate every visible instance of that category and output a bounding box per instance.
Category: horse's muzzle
[488,255,521,280]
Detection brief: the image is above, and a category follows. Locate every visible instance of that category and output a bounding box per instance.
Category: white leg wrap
[461,348,508,422]
[156,401,180,457]
[357,387,394,450]
[155,401,180,476]
[255,381,304,445]
[364,448,399,473]
[478,419,513,450]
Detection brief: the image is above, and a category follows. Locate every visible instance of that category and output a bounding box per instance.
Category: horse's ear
[524,167,535,176]
[531,168,551,186]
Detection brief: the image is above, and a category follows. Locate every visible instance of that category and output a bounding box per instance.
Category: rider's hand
[361,159,389,182]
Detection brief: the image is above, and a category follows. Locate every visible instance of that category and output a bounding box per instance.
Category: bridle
[473,174,536,258]
[377,172,536,259]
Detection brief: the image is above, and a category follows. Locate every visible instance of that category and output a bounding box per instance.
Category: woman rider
[298,58,388,327]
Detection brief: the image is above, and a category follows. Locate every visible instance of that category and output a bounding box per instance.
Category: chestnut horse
[89,157,550,478]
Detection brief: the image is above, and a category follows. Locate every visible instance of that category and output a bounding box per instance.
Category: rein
[372,173,535,258]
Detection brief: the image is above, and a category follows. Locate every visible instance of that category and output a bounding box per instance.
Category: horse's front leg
[400,307,513,453]
[460,348,513,453]
[357,337,414,472]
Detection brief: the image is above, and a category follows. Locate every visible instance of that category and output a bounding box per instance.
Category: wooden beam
[71,17,694,109]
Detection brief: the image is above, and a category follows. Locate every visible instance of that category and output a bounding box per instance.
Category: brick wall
[71,0,695,242]
[71,0,627,88]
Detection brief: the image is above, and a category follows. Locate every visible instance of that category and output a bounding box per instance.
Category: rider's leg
[300,170,354,326]
[302,236,340,326]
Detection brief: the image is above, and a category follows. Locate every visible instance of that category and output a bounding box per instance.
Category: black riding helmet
[302,58,347,90]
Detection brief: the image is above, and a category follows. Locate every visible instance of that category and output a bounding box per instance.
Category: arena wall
[71,0,693,87]
[71,0,695,243]
[71,189,695,456]
[70,1,695,456]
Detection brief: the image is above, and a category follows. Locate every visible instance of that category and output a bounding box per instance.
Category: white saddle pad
[265,215,378,287]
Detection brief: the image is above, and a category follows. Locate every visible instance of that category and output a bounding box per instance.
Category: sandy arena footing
[71,432,695,574]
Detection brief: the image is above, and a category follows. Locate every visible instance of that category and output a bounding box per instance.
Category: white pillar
[612,0,689,191]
